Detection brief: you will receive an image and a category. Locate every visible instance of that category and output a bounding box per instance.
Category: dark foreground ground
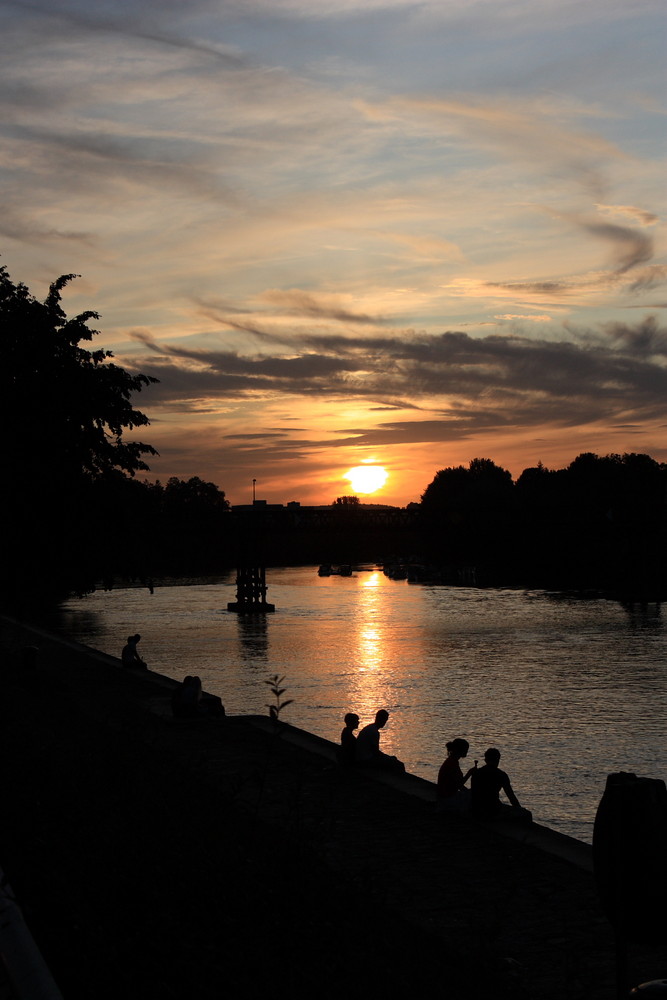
[0,616,665,1000]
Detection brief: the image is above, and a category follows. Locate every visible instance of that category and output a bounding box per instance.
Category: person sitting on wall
[171,675,225,719]
[172,675,203,718]
[471,748,532,822]
[339,712,359,766]
[437,738,476,812]
[121,633,147,669]
[356,710,405,773]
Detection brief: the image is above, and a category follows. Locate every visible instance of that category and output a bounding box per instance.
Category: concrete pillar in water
[227,566,275,613]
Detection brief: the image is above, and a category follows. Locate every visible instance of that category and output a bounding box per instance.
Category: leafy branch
[264,674,293,721]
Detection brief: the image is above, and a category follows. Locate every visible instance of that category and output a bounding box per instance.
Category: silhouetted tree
[86,475,233,582]
[159,477,231,575]
[419,451,666,594]
[0,266,158,607]
[419,458,516,581]
[556,452,667,592]
[163,476,229,515]
[332,495,360,505]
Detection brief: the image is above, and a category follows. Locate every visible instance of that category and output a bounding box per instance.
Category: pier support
[227,566,275,613]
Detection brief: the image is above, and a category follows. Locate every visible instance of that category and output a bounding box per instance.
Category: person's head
[484,748,501,766]
[446,738,469,759]
[375,709,389,728]
[344,712,359,730]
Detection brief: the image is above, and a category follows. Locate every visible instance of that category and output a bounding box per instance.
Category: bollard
[593,772,667,945]
[593,772,667,1000]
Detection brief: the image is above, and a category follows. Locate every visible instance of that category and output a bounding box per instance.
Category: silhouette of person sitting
[437,738,476,811]
[339,712,359,766]
[171,675,225,719]
[356,710,405,772]
[121,633,147,669]
[471,748,532,822]
[172,675,201,717]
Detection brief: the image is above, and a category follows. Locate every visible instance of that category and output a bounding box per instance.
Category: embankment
[0,617,664,1000]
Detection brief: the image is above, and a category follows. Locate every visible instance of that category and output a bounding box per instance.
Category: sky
[1,0,666,507]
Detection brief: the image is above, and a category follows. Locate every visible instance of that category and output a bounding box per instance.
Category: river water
[49,565,666,844]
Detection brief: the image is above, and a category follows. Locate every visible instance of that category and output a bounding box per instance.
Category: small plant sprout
[264,674,293,721]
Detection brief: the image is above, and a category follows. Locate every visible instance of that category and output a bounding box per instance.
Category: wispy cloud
[580,220,653,274]
[128,319,667,433]
[595,203,659,227]
[258,289,384,325]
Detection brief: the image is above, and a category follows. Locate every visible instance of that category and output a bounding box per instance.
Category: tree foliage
[1,267,157,482]
[421,458,513,512]
[0,266,158,606]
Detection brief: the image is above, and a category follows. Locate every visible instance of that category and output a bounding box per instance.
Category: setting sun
[344,465,388,495]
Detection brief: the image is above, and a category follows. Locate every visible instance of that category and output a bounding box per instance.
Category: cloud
[2,0,244,65]
[363,92,628,199]
[581,220,653,274]
[258,288,384,324]
[494,314,553,322]
[601,315,667,358]
[595,203,659,227]
[0,203,95,246]
[479,207,660,303]
[126,320,667,442]
[625,266,667,294]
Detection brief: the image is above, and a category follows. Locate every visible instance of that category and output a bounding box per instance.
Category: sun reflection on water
[356,572,383,672]
[353,570,394,728]
[358,625,381,671]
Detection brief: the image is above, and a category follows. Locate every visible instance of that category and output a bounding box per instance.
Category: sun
[344,465,388,495]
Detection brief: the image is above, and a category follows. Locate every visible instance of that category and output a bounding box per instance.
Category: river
[48,565,667,844]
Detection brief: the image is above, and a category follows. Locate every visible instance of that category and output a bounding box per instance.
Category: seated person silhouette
[121,633,147,669]
[339,712,359,766]
[356,710,405,773]
[172,675,224,718]
[437,738,476,811]
[471,748,531,822]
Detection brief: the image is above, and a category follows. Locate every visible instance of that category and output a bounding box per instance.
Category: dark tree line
[419,454,667,596]
[90,475,231,586]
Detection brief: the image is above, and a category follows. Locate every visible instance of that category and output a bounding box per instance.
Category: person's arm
[461,760,478,785]
[501,774,521,809]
